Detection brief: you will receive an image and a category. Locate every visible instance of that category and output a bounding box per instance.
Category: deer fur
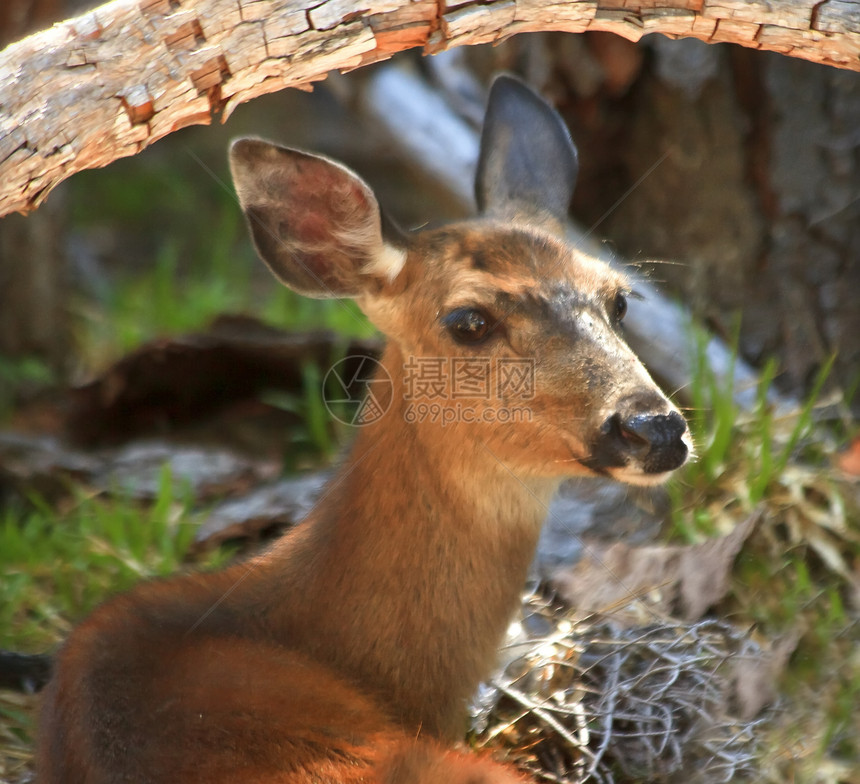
[37,76,689,783]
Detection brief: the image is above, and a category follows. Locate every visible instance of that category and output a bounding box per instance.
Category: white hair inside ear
[364,243,407,282]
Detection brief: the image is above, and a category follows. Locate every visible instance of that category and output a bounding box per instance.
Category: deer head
[230,76,689,488]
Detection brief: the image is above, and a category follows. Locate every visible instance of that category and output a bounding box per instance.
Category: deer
[36,75,690,783]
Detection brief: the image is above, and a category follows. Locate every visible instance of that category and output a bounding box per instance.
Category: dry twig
[471,593,769,783]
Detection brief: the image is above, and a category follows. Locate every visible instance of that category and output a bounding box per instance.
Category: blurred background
[1,3,859,783]
[2,0,859,406]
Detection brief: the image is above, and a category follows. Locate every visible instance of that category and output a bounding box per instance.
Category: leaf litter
[471,592,773,784]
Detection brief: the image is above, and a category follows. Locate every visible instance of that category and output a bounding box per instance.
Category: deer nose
[616,411,688,472]
[598,409,688,474]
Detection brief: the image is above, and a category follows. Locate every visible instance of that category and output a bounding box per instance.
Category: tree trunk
[0,0,63,48]
[592,41,860,401]
[461,32,859,403]
[395,33,859,404]
[0,190,70,377]
[1,0,859,218]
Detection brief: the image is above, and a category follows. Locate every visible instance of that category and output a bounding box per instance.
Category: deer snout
[610,410,688,473]
[588,397,689,482]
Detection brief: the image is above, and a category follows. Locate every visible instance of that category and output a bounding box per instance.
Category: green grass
[259,357,347,472]
[0,467,233,654]
[669,325,843,541]
[73,214,376,367]
[2,147,377,655]
[0,356,55,421]
[68,142,377,368]
[1,468,237,780]
[665,325,859,780]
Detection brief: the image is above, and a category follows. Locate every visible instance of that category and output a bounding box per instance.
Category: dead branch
[1,0,859,217]
[472,594,769,783]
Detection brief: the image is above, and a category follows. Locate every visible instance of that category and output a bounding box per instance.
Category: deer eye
[612,292,627,324]
[443,308,491,345]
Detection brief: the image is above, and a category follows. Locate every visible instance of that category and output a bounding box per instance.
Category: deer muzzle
[586,396,689,480]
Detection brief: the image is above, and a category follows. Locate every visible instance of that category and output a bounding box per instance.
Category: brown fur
[38,83,688,783]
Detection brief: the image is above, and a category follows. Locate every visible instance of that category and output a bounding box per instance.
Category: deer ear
[475,75,578,228]
[230,139,406,299]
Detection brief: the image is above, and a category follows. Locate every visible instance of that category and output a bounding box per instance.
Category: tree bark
[1,0,859,217]
[0,0,63,48]
[0,190,70,374]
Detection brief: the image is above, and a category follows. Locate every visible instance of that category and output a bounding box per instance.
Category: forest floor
[1,93,859,784]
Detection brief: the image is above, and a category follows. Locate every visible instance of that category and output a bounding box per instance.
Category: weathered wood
[1,0,858,217]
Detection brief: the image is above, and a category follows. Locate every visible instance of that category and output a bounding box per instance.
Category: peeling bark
[1,0,859,217]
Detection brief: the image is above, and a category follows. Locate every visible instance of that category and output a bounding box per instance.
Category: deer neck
[250,342,557,739]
